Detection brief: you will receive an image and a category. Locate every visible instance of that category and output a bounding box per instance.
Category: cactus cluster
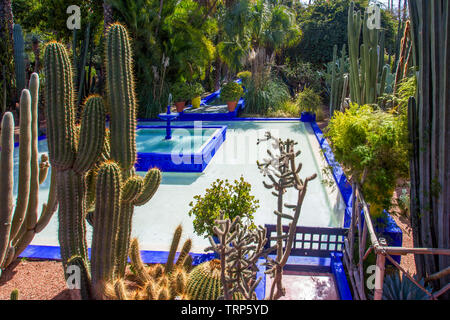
[103,225,193,300]
[256,131,317,300]
[329,44,349,116]
[347,2,389,106]
[204,214,273,300]
[0,74,57,274]
[43,23,162,299]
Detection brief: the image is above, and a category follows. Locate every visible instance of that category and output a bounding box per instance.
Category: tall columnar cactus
[347,2,387,105]
[329,44,349,116]
[44,24,162,300]
[44,41,106,267]
[407,0,449,296]
[105,23,137,176]
[13,24,25,96]
[0,74,57,274]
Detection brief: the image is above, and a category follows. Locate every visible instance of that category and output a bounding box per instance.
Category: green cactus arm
[115,202,133,279]
[0,112,15,268]
[90,161,122,295]
[44,42,77,171]
[133,169,162,206]
[20,74,41,240]
[121,176,144,203]
[175,239,192,268]
[129,237,152,285]
[105,24,137,172]
[165,225,182,274]
[73,96,106,174]
[10,90,32,241]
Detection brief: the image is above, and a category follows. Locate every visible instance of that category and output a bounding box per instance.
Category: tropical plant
[0,74,57,274]
[220,81,243,102]
[171,82,190,103]
[188,82,204,99]
[296,86,322,114]
[188,177,260,238]
[325,103,410,217]
[244,76,290,115]
[236,70,252,86]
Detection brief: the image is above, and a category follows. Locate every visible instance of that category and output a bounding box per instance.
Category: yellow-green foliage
[296,87,322,113]
[237,71,252,86]
[325,104,410,216]
[268,100,299,118]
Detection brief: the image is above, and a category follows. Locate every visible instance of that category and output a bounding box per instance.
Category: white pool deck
[17,120,346,254]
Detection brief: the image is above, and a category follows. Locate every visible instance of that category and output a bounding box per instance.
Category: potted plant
[188,177,260,239]
[189,82,204,109]
[220,82,244,112]
[171,82,190,112]
[296,86,322,122]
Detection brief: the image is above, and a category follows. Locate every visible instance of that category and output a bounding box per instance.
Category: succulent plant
[43,23,162,299]
[382,273,432,300]
[0,73,57,274]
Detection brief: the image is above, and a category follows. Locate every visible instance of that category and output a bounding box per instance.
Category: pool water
[136,128,218,153]
[14,121,346,253]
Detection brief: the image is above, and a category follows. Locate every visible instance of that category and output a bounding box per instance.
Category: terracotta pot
[227,101,238,112]
[175,101,186,112]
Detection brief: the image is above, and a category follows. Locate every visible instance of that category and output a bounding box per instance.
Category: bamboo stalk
[373,239,387,300]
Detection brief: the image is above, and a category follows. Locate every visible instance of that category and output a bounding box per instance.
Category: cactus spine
[13,24,26,96]
[0,74,57,273]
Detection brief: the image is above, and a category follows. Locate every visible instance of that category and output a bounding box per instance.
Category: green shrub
[268,100,300,118]
[188,177,260,238]
[296,87,322,113]
[171,82,191,102]
[325,104,410,216]
[188,82,204,99]
[244,77,291,115]
[220,82,244,102]
[237,71,252,86]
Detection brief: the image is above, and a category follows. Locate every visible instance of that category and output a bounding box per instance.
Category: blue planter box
[300,111,316,122]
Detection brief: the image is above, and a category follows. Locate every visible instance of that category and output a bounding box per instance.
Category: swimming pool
[15,120,346,253]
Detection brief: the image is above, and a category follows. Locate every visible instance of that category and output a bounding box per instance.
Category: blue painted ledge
[330,252,353,300]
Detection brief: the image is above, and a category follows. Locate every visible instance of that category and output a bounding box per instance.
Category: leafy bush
[280,60,324,95]
[171,82,191,102]
[296,87,322,113]
[188,177,260,238]
[220,82,244,102]
[244,77,291,115]
[237,71,252,86]
[188,82,204,99]
[325,104,410,216]
[268,100,300,118]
